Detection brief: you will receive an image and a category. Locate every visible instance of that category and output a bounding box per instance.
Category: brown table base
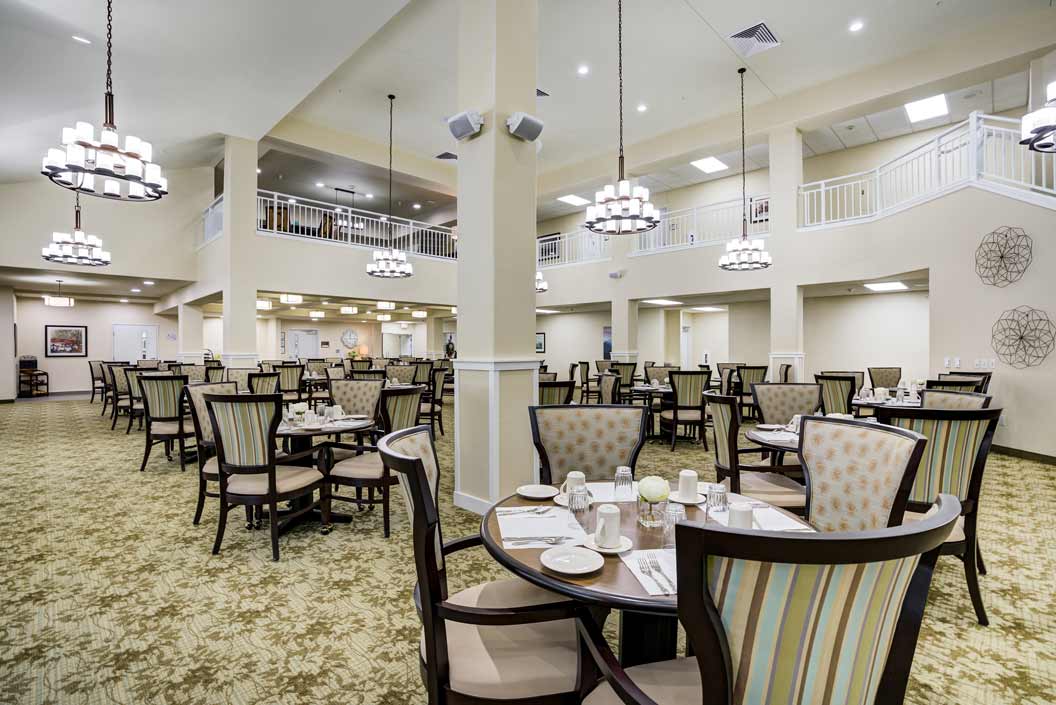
[619,610,679,667]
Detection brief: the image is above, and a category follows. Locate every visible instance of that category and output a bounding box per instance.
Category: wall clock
[341,329,359,348]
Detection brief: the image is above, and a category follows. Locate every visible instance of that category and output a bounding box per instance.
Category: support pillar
[0,287,15,401]
[425,315,446,359]
[769,283,805,381]
[220,136,259,367]
[611,297,639,364]
[768,123,804,235]
[453,0,539,514]
[177,303,204,364]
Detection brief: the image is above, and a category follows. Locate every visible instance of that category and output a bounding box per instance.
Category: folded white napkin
[584,481,638,502]
[496,507,587,549]
[620,549,678,596]
[755,430,799,443]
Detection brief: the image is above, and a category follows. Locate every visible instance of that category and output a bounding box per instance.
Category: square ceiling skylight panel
[556,194,590,206]
[690,157,728,174]
[904,94,948,123]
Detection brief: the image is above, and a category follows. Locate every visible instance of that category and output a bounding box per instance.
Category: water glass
[706,484,728,522]
[662,503,686,549]
[614,466,634,502]
[568,485,592,533]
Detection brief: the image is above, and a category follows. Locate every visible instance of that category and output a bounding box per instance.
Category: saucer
[516,484,560,500]
[553,492,593,507]
[540,546,604,575]
[756,424,784,431]
[583,534,633,555]
[668,492,706,505]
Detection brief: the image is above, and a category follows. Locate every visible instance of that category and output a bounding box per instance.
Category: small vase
[637,498,666,528]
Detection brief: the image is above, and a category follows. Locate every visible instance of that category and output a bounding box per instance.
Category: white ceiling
[0,0,408,183]
[0,265,188,301]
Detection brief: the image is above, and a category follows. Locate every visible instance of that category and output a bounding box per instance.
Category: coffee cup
[729,502,754,529]
[678,469,698,500]
[595,504,622,549]
[560,470,587,496]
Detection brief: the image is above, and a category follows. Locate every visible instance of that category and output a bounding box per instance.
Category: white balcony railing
[256,189,457,259]
[799,112,1056,227]
[633,195,770,254]
[536,229,611,268]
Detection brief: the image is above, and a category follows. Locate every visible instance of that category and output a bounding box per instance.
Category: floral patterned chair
[919,389,991,410]
[751,382,821,425]
[868,366,902,389]
[386,364,417,385]
[529,404,648,484]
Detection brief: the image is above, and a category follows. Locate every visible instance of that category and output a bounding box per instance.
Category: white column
[177,303,204,364]
[769,283,805,381]
[453,0,539,515]
[610,297,639,363]
[768,123,804,235]
[220,135,259,367]
[0,287,15,401]
[425,315,446,359]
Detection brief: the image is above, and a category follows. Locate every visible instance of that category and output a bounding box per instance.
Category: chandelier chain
[740,67,746,239]
[387,94,394,219]
[617,0,624,178]
[105,0,114,94]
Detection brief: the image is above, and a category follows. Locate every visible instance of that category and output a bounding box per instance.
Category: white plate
[668,492,706,505]
[517,484,560,500]
[583,534,633,555]
[756,424,784,431]
[301,424,324,431]
[540,545,605,575]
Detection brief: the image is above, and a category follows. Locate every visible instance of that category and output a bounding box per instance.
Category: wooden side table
[18,369,49,398]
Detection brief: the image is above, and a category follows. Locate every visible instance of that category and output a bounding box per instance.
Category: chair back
[674,496,961,705]
[670,371,709,412]
[939,371,992,393]
[539,372,558,382]
[538,380,575,405]
[306,360,328,378]
[529,405,648,484]
[204,394,281,470]
[612,362,637,388]
[167,363,183,376]
[778,362,792,382]
[387,364,417,385]
[380,386,424,433]
[350,358,373,371]
[89,360,105,381]
[719,367,737,395]
[205,359,223,368]
[136,359,160,369]
[430,367,447,405]
[815,374,857,415]
[140,375,188,423]
[925,378,978,393]
[125,367,150,401]
[598,372,620,404]
[799,416,926,532]
[277,364,304,394]
[328,379,384,417]
[413,360,434,385]
[568,362,579,382]
[595,359,612,373]
[647,366,679,384]
[325,366,345,381]
[184,382,238,446]
[539,364,548,373]
[325,357,342,365]
[868,366,902,389]
[260,360,282,373]
[578,361,592,384]
[204,366,226,382]
[874,407,1001,506]
[820,370,864,392]
[704,392,741,472]
[248,372,279,394]
[182,364,207,383]
[717,362,744,377]
[225,368,254,391]
[736,365,767,394]
[752,382,821,424]
[352,369,387,382]
[919,389,991,410]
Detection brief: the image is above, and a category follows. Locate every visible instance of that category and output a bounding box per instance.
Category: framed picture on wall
[750,196,769,224]
[535,332,546,354]
[45,325,87,357]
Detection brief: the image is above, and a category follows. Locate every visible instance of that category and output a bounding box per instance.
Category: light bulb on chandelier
[41,190,111,266]
[535,271,550,293]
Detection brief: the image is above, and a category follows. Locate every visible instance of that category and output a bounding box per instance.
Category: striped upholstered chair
[323,385,423,537]
[820,370,865,393]
[184,381,238,526]
[939,371,992,393]
[204,393,328,561]
[874,406,1002,625]
[277,364,306,403]
[814,373,857,415]
[539,380,574,404]
[705,392,805,511]
[924,378,979,393]
[798,416,927,533]
[751,382,821,425]
[597,372,621,404]
[919,389,991,410]
[577,496,962,705]
[349,358,373,371]
[88,360,106,403]
[660,371,710,451]
[530,405,648,484]
[138,375,192,472]
[734,365,768,419]
[539,372,558,382]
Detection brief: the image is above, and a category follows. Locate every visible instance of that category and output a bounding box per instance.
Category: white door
[113,324,158,361]
[288,329,320,359]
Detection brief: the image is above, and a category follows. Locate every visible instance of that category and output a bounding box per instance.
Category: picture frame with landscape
[45,325,87,357]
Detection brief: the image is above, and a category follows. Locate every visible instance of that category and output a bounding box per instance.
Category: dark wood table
[480,483,810,667]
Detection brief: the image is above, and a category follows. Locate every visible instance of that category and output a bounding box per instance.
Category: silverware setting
[497,507,554,516]
[637,553,676,594]
[505,536,569,545]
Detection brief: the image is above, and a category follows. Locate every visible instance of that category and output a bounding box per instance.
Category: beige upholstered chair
[386,364,417,385]
[538,372,558,382]
[109,366,141,431]
[868,366,902,389]
[815,374,857,415]
[939,371,992,393]
[350,358,373,371]
[751,382,821,425]
[660,370,710,451]
[417,367,448,436]
[277,364,305,403]
[735,365,768,418]
[378,426,590,704]
[611,361,637,393]
[136,359,160,369]
[925,378,979,393]
[88,360,106,403]
[225,368,255,391]
[777,362,792,382]
[204,366,225,383]
[597,372,620,404]
[799,416,926,532]
[184,381,238,526]
[538,380,575,405]
[413,360,434,385]
[821,370,865,393]
[718,366,737,395]
[595,359,612,374]
[328,379,384,420]
[138,375,193,472]
[182,364,207,383]
[248,372,279,394]
[578,360,597,403]
[306,360,329,378]
[529,405,648,484]
[920,389,991,409]
[325,366,345,381]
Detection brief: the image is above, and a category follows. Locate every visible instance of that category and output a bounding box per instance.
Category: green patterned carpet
[1,400,1053,704]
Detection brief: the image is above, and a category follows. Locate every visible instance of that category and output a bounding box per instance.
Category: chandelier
[584,0,658,235]
[39,0,167,201]
[535,271,550,293]
[367,94,414,279]
[719,68,772,271]
[44,280,75,308]
[42,192,111,266]
[1020,82,1056,153]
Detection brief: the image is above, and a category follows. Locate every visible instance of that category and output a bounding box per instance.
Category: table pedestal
[619,611,679,667]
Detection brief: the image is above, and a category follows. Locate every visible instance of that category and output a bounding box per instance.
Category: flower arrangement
[289,402,309,423]
[637,475,670,528]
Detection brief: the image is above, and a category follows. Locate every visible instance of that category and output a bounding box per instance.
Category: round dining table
[744,427,799,453]
[480,483,811,667]
[850,397,921,410]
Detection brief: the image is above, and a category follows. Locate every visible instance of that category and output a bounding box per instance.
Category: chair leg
[139,433,153,472]
[438,406,445,436]
[125,409,134,434]
[111,403,120,430]
[320,487,332,534]
[90,386,97,403]
[963,538,989,626]
[382,482,391,538]
[669,420,677,452]
[268,500,280,561]
[101,391,109,415]
[244,505,254,530]
[212,502,229,555]
[193,476,207,525]
[178,437,186,472]
[977,542,987,576]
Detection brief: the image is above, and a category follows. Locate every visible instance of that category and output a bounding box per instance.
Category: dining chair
[705,392,805,511]
[325,357,342,365]
[529,404,648,484]
[205,359,224,368]
[568,362,579,383]
[539,372,558,382]
[136,359,160,369]
[100,361,129,416]
[612,361,638,394]
[597,372,621,404]
[248,372,279,394]
[413,360,434,385]
[751,382,821,425]
[225,368,255,391]
[277,364,306,403]
[718,366,736,395]
[661,370,710,451]
[925,378,980,393]
[184,381,238,526]
[539,364,549,373]
[821,369,865,393]
[577,496,962,705]
[166,363,183,376]
[182,364,207,383]
[868,366,902,389]
[798,415,927,532]
[350,358,373,371]
[538,380,575,405]
[874,406,1002,625]
[919,389,991,409]
[306,360,329,378]
[352,369,387,381]
[203,365,225,383]
[777,362,792,382]
[579,360,598,403]
[814,373,857,415]
[323,385,423,537]
[939,371,993,393]
[259,359,282,373]
[325,366,345,381]
[204,393,329,561]
[110,366,143,432]
[595,359,613,374]
[87,360,105,403]
[716,362,743,383]
[137,375,192,472]
[418,367,449,437]
[387,364,417,385]
[378,425,594,705]
[734,365,767,419]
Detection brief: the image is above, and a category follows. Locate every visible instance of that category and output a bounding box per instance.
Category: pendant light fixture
[535,271,550,293]
[584,0,658,235]
[40,0,167,201]
[719,68,772,271]
[367,94,414,279]
[42,191,111,266]
[43,280,75,308]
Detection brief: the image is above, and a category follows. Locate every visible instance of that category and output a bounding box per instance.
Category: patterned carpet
[0,399,1053,704]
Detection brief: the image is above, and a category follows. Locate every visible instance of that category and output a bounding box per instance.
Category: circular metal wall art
[975,226,1032,287]
[991,306,1055,368]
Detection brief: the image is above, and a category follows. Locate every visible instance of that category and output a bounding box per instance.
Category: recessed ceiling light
[636,103,648,112]
[691,306,724,312]
[316,182,325,187]
[402,306,410,310]
[577,64,590,76]
[642,299,683,306]
[690,157,728,174]
[365,193,373,199]
[142,280,154,285]
[864,281,908,292]
[72,35,91,44]
[904,94,948,123]
[130,288,141,293]
[848,19,864,32]
[536,308,560,314]
[119,298,128,303]
[256,168,261,174]
[557,194,590,206]
[412,203,422,210]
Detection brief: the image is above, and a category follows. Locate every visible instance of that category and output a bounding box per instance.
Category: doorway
[287,329,320,359]
[113,324,159,361]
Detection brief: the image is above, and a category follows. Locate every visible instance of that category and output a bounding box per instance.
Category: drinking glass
[568,485,592,533]
[614,466,634,502]
[706,484,728,522]
[662,503,686,549]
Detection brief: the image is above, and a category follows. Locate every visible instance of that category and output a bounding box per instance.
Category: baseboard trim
[453,491,494,516]
[992,445,1056,466]
[0,398,13,404]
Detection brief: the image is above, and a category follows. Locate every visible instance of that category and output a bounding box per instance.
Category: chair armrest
[736,446,768,455]
[442,534,482,555]
[323,441,378,453]
[281,447,322,464]
[576,611,660,705]
[437,600,578,626]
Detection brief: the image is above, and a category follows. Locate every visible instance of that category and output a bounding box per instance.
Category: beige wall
[727,301,771,364]
[687,310,730,369]
[273,317,382,360]
[15,297,179,393]
[804,291,929,383]
[534,309,611,380]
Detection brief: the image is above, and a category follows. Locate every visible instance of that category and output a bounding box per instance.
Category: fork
[637,555,672,594]
[499,507,552,516]
[646,554,676,593]
[507,536,568,545]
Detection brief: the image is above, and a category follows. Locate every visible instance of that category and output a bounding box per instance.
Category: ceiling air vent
[728,22,780,57]
[435,151,457,160]
[536,88,550,97]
